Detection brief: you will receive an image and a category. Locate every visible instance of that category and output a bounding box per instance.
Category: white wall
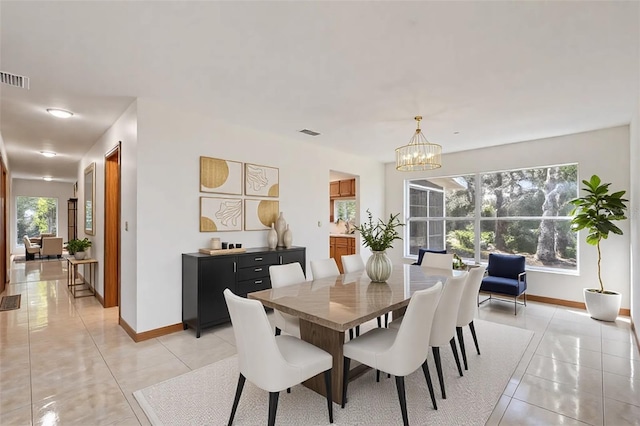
[11,178,74,253]
[78,100,138,328]
[134,98,385,332]
[385,126,632,308]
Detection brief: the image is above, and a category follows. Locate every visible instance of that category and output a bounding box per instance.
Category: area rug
[0,295,21,311]
[13,255,69,263]
[134,320,533,426]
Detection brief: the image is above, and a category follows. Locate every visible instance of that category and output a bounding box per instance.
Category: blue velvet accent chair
[479,253,527,315]
[413,249,447,266]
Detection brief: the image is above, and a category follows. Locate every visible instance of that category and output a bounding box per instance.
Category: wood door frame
[103,143,121,310]
[1,157,6,290]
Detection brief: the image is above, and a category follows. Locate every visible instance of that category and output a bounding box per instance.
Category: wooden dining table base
[299,319,373,405]
[299,319,345,405]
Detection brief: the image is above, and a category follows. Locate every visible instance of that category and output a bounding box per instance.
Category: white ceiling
[1,1,638,183]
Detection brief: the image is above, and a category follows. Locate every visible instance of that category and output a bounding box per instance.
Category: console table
[182,246,306,337]
[67,257,98,298]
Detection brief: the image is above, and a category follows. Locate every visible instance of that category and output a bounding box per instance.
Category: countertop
[329,234,356,238]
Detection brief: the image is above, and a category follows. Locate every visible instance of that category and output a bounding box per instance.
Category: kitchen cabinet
[182,246,306,337]
[329,178,356,199]
[330,181,341,197]
[330,236,355,273]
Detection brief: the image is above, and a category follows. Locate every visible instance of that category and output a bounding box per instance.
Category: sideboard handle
[254,268,262,272]
[233,262,236,273]
[255,257,263,261]
[279,256,283,264]
[255,280,263,285]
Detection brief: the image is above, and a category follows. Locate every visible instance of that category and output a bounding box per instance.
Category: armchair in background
[479,253,527,315]
[23,236,41,261]
[41,237,63,259]
[412,248,447,266]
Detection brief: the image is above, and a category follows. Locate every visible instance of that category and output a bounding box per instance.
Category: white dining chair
[310,258,340,280]
[341,254,365,274]
[223,289,334,426]
[269,263,306,337]
[428,272,468,399]
[341,282,443,426]
[456,265,487,370]
[422,252,454,270]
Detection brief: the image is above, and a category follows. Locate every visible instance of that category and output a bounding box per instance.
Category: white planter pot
[583,288,621,322]
[74,251,86,260]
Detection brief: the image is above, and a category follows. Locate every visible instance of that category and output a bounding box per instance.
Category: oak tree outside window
[405,164,578,272]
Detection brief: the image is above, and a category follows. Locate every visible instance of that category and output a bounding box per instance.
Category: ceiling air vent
[0,71,30,89]
[299,129,320,136]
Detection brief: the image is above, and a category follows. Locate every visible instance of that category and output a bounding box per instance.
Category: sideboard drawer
[238,265,270,281]
[237,253,278,268]
[237,276,271,295]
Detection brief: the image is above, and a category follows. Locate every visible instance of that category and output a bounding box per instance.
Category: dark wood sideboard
[182,246,306,337]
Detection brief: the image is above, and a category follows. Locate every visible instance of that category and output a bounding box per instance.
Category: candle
[211,238,221,250]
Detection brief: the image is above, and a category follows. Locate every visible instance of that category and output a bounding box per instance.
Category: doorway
[104,143,121,309]
[1,158,6,292]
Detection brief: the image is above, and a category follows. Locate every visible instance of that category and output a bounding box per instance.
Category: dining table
[249,264,462,405]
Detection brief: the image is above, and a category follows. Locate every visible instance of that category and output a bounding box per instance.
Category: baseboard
[119,317,183,342]
[525,294,631,317]
[95,292,105,307]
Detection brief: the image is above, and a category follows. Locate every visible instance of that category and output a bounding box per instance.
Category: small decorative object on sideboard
[283,224,293,248]
[65,238,92,260]
[267,223,277,249]
[275,212,287,247]
[210,238,221,250]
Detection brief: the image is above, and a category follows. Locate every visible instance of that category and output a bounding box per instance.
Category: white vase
[74,251,85,260]
[366,251,392,282]
[267,224,277,249]
[583,288,621,321]
[283,225,293,248]
[275,212,287,247]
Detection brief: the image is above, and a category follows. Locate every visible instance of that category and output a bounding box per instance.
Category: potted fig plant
[354,210,403,282]
[569,175,628,321]
[66,238,92,260]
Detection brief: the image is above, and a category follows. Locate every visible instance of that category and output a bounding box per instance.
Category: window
[16,196,58,245]
[334,199,356,222]
[405,164,578,272]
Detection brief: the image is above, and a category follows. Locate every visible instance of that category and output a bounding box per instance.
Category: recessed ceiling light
[43,177,53,181]
[40,151,56,157]
[46,108,73,118]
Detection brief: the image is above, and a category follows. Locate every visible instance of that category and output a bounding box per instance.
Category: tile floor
[1,259,639,425]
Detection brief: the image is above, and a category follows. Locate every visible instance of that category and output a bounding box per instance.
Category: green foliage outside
[416,164,579,270]
[335,200,356,222]
[17,196,57,245]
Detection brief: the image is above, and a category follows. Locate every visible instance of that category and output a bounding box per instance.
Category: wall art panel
[245,163,279,197]
[200,156,242,194]
[200,197,242,232]
[244,199,279,230]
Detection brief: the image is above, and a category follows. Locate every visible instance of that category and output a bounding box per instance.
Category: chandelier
[395,116,442,171]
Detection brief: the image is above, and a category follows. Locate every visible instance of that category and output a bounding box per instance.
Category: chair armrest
[518,271,526,283]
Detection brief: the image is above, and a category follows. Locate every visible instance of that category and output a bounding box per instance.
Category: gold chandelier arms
[395,116,442,171]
